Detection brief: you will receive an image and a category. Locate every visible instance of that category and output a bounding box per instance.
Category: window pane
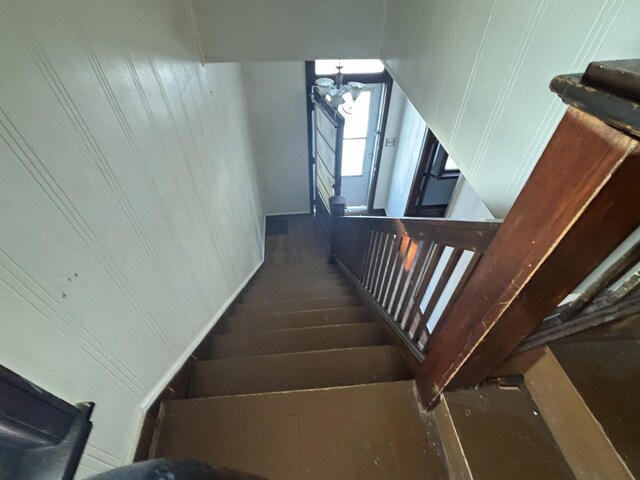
[343,91,371,139]
[341,139,366,176]
[445,156,459,171]
[315,59,385,75]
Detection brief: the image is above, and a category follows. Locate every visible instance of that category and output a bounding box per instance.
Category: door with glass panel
[340,83,384,208]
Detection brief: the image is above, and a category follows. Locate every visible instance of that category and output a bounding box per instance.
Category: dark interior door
[405,129,459,217]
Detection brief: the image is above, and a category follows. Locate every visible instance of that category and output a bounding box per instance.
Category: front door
[340,83,383,208]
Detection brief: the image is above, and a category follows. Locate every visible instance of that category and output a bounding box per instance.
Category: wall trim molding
[266,211,312,217]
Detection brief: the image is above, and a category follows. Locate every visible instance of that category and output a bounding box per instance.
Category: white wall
[383,89,427,217]
[191,0,388,62]
[372,84,406,211]
[382,0,640,217]
[0,1,263,477]
[241,62,310,215]
[446,177,494,221]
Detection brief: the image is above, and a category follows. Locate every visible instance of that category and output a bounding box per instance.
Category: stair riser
[234,296,359,315]
[210,323,389,359]
[242,286,353,303]
[189,346,409,397]
[219,307,372,334]
[248,276,348,293]
[257,262,338,271]
[253,269,341,282]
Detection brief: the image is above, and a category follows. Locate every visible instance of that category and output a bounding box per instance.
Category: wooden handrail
[332,216,501,359]
[329,59,640,409]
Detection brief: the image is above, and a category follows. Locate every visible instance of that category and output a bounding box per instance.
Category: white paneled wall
[241,62,310,215]
[382,0,640,216]
[191,0,388,62]
[0,0,263,477]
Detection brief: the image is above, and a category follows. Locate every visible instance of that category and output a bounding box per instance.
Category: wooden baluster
[359,230,376,283]
[394,242,431,325]
[383,236,412,311]
[412,248,464,341]
[401,244,447,333]
[364,232,382,289]
[389,240,424,320]
[370,233,390,295]
[431,251,483,334]
[377,235,403,304]
[373,234,396,300]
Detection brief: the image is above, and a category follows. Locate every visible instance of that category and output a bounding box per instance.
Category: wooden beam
[417,105,640,407]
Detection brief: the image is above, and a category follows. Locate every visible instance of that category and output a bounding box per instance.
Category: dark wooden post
[417,60,640,408]
[328,195,346,264]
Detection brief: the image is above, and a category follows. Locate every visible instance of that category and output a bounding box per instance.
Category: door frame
[304,61,393,214]
[405,128,460,217]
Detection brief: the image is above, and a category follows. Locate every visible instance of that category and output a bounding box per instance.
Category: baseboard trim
[127,257,264,462]
[265,211,312,217]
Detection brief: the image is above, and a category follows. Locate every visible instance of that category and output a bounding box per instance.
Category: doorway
[405,129,460,217]
[305,60,392,214]
[340,83,384,208]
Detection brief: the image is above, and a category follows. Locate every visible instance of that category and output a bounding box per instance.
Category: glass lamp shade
[328,90,346,108]
[315,77,334,96]
[348,82,365,101]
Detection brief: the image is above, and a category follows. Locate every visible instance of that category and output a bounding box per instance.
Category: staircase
[146,216,639,479]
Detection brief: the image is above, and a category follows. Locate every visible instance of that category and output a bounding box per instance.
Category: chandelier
[313,65,365,110]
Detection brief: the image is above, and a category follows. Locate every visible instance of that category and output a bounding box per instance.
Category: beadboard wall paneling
[191,0,388,62]
[382,0,640,217]
[0,0,263,477]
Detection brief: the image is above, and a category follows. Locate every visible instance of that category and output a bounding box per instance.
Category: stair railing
[332,217,500,359]
[328,59,640,408]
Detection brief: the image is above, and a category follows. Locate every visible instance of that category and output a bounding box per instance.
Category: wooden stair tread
[234,295,359,314]
[210,322,389,359]
[242,285,353,302]
[219,306,372,334]
[435,384,575,480]
[251,274,345,286]
[551,339,640,477]
[152,381,448,480]
[189,345,410,397]
[255,265,339,276]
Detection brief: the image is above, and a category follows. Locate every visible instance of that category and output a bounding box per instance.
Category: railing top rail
[337,216,502,252]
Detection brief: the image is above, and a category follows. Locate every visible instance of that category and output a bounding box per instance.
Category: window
[341,90,372,177]
[315,59,385,76]
[432,143,460,179]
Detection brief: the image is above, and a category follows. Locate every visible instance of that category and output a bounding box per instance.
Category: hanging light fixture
[313,63,365,112]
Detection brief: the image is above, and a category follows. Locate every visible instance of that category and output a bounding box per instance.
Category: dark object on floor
[0,364,94,480]
[89,459,267,480]
[265,217,288,236]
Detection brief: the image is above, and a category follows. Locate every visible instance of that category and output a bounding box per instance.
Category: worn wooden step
[219,306,371,334]
[496,346,634,480]
[550,339,640,478]
[152,381,448,480]
[264,255,327,265]
[260,259,329,269]
[210,323,389,359]
[248,275,348,293]
[189,345,410,397]
[242,285,353,303]
[251,271,345,286]
[234,295,359,315]
[255,263,339,276]
[434,384,575,480]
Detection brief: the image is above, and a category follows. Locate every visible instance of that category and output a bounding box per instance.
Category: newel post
[328,195,346,264]
[417,59,640,408]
